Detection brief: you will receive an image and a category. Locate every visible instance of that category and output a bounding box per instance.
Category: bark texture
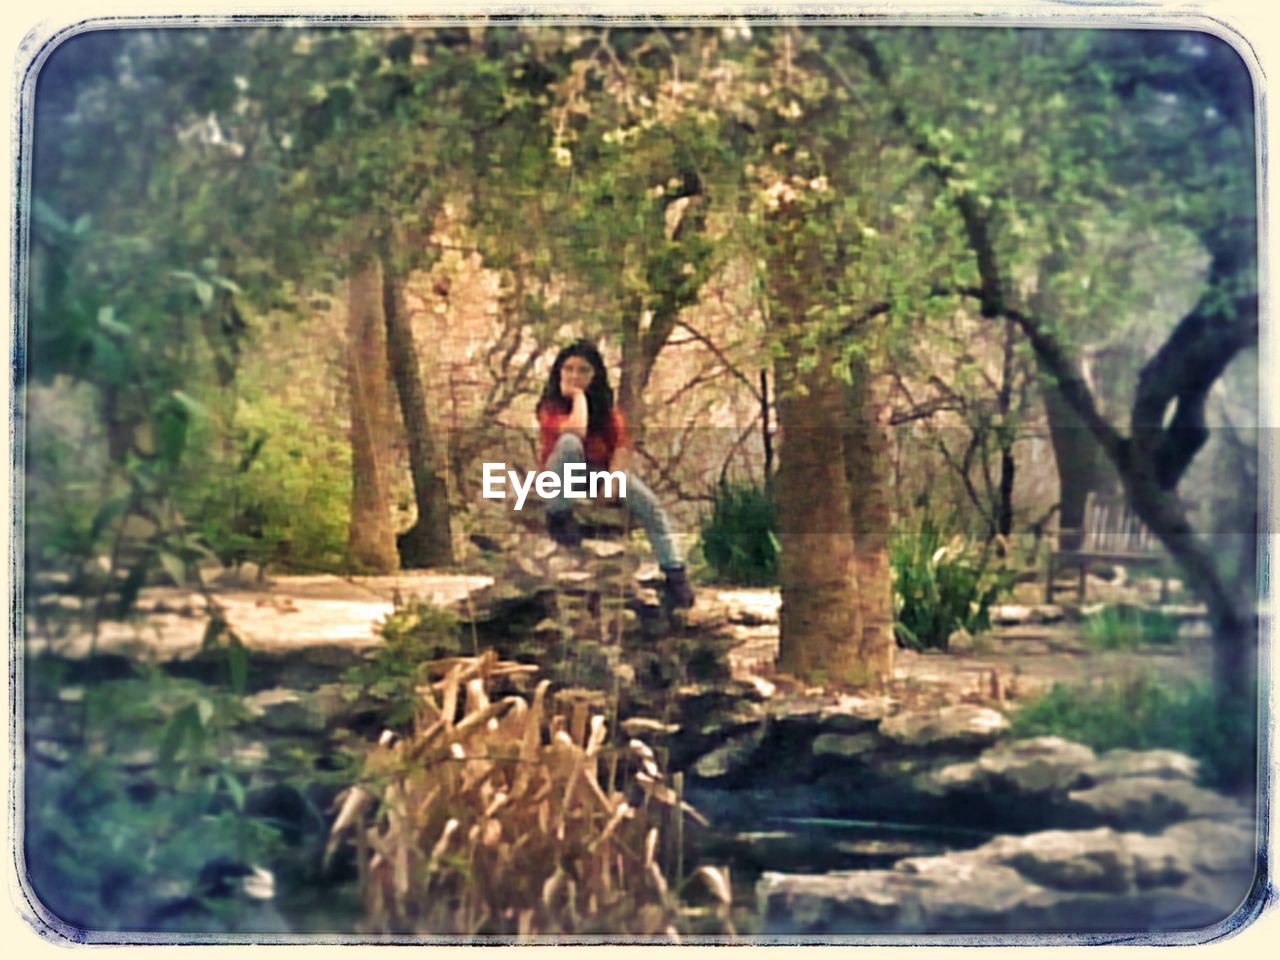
[843,361,896,683]
[346,257,399,572]
[380,237,454,569]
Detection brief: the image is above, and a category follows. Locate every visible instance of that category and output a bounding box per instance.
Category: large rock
[692,727,766,780]
[1162,818,1257,875]
[758,819,1251,934]
[878,704,1008,750]
[812,732,879,759]
[1082,748,1199,785]
[1067,777,1243,831]
[975,828,1135,893]
[923,737,1095,796]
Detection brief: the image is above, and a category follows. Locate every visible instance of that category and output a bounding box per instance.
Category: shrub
[346,599,465,728]
[330,651,735,937]
[697,482,778,587]
[24,663,284,932]
[181,394,351,575]
[1009,675,1254,791]
[890,517,1014,650]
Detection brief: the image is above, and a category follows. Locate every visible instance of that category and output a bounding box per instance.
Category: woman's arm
[561,389,589,438]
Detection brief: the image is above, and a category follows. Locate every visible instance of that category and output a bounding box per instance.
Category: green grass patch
[1082,604,1180,651]
[1010,675,1254,791]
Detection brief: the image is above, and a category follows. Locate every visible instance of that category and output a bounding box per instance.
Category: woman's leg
[622,473,682,571]
[545,432,586,516]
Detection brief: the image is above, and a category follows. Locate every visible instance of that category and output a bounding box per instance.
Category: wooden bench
[1044,493,1171,603]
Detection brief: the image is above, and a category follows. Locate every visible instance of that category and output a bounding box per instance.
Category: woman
[535,339,695,609]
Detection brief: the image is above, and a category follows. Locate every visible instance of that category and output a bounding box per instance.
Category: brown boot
[661,564,696,609]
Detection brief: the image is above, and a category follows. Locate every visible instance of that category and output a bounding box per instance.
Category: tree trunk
[766,193,880,686]
[380,237,454,569]
[774,349,866,684]
[346,257,399,573]
[995,319,1017,541]
[1042,385,1107,549]
[842,360,895,682]
[616,299,648,429]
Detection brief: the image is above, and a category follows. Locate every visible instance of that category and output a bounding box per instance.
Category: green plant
[1082,604,1180,651]
[1009,675,1254,791]
[181,393,352,575]
[345,599,465,727]
[697,482,779,587]
[24,665,283,932]
[890,517,1015,651]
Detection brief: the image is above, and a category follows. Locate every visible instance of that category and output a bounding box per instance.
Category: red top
[537,401,630,470]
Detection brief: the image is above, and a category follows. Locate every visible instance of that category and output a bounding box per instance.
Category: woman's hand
[561,385,589,437]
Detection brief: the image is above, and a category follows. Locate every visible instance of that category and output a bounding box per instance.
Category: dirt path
[28,573,1211,707]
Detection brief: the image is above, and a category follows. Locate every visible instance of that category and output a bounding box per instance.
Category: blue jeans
[544,432,682,570]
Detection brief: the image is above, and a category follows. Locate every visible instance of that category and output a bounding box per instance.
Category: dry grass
[328,650,733,939]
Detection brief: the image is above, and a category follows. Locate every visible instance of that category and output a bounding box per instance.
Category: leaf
[201,613,226,650]
[90,497,130,542]
[195,697,215,727]
[222,771,246,811]
[158,550,186,587]
[159,703,199,767]
[226,635,249,695]
[96,306,131,338]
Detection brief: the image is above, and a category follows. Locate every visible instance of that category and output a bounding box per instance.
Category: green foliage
[697,482,779,586]
[1082,604,1180,651]
[24,662,283,932]
[345,600,465,727]
[890,517,1014,650]
[1010,675,1255,791]
[180,393,352,574]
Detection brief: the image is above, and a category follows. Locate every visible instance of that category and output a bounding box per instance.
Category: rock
[812,732,880,759]
[1082,749,1199,785]
[878,704,1008,750]
[947,628,974,654]
[1162,819,1256,874]
[692,727,765,780]
[715,589,780,626]
[812,694,896,734]
[980,737,1095,793]
[1125,833,1193,889]
[620,717,680,738]
[698,700,766,736]
[1033,605,1065,624]
[925,736,1095,796]
[759,818,1249,933]
[979,828,1135,893]
[992,604,1033,625]
[244,687,329,735]
[758,861,1055,933]
[1067,777,1239,830]
[747,675,776,699]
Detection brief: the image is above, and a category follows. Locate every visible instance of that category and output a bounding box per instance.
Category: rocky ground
[23,546,1252,938]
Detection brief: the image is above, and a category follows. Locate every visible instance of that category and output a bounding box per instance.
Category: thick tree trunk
[1042,385,1107,549]
[842,360,895,682]
[774,350,866,684]
[346,257,399,573]
[766,192,884,686]
[380,238,454,569]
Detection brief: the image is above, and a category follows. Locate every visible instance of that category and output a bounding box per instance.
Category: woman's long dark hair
[537,339,615,436]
